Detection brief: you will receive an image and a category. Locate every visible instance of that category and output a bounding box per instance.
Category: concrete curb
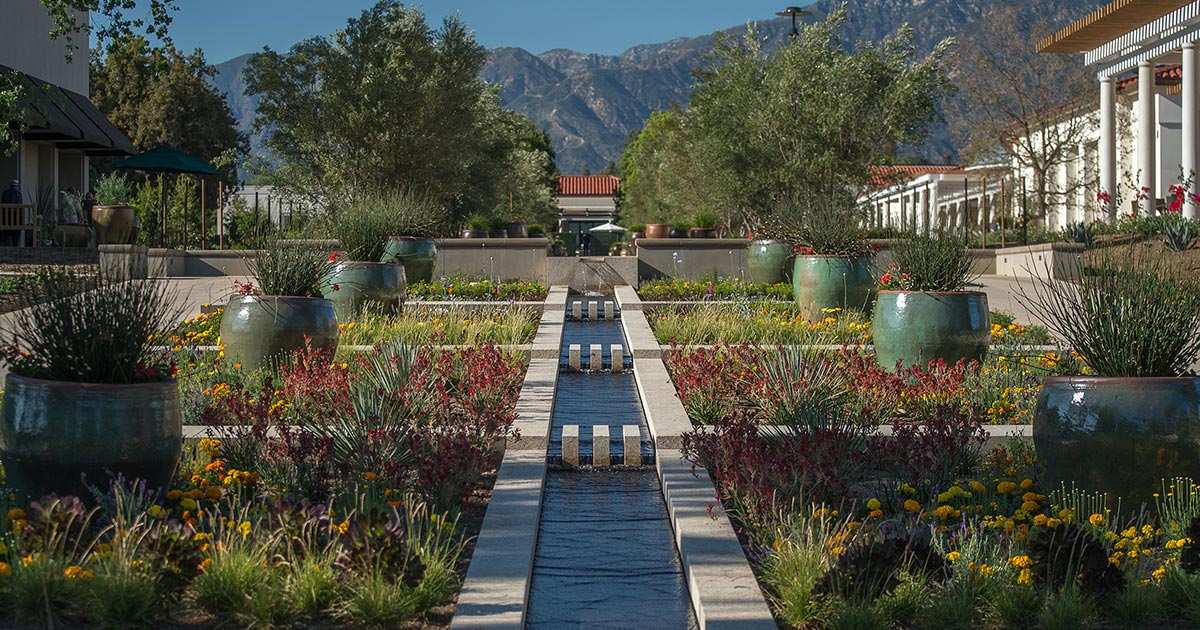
[450,285,567,630]
[616,286,778,629]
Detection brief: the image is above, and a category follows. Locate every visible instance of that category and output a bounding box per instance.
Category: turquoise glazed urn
[0,374,182,502]
[747,239,792,285]
[871,290,990,370]
[219,295,339,372]
[792,255,875,321]
[381,236,437,284]
[322,261,406,318]
[1034,376,1200,508]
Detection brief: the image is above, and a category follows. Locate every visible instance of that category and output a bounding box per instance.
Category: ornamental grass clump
[330,189,442,261]
[880,231,977,292]
[247,239,337,297]
[1016,248,1200,377]
[767,193,874,256]
[1,269,179,383]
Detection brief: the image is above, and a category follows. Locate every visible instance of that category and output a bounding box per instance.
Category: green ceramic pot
[1034,376,1200,508]
[322,261,406,318]
[872,291,990,370]
[0,374,181,502]
[747,239,792,285]
[381,236,437,284]
[219,295,339,372]
[792,255,875,321]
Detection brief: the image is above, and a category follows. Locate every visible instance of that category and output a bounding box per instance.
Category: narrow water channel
[524,296,698,630]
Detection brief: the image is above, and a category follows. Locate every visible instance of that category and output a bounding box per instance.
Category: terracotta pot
[91,204,135,245]
[645,224,671,239]
[1035,376,1200,507]
[0,374,181,502]
[871,291,990,370]
[381,236,437,284]
[219,295,339,372]
[791,255,875,320]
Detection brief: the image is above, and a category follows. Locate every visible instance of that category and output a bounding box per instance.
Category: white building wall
[0,0,88,94]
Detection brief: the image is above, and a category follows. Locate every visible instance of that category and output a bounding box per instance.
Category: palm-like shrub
[248,240,336,297]
[331,189,442,261]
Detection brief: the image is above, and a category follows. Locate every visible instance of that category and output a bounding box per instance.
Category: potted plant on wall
[220,240,339,372]
[91,172,136,245]
[377,188,443,284]
[327,191,409,318]
[1018,248,1200,506]
[773,196,877,321]
[0,271,182,501]
[871,231,988,370]
[507,213,529,238]
[688,210,718,238]
[461,213,489,238]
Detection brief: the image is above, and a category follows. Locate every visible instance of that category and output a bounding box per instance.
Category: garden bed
[407,276,547,302]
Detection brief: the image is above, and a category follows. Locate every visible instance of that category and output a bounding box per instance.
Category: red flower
[881,272,892,284]
[328,252,340,262]
[331,283,340,292]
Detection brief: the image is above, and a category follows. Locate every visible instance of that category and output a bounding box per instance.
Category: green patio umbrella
[113,144,220,247]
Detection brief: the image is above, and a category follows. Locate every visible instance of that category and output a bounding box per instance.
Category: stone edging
[615,285,778,629]
[450,285,567,629]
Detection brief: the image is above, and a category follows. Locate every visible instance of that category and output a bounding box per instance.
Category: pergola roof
[1037,0,1193,53]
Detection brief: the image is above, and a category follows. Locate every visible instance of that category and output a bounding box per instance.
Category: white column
[1185,43,1199,219]
[1100,76,1117,221]
[1138,61,1157,215]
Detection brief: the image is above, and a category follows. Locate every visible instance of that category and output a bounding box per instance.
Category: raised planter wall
[546,256,638,291]
[636,238,749,281]
[433,237,548,282]
[994,242,1083,280]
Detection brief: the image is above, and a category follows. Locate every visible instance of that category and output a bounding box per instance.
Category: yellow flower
[904,499,922,513]
[6,509,24,522]
[1021,501,1040,512]
[63,565,93,579]
[1008,555,1033,569]
[1153,565,1168,581]
[1020,479,1034,490]
[866,498,881,511]
[0,561,8,577]
[179,498,198,511]
[934,505,961,520]
[166,490,182,501]
[1088,513,1106,527]
[946,551,961,563]
[1017,568,1033,585]
[869,509,884,519]
[997,481,1017,494]
[148,505,165,519]
[346,322,356,330]
[968,480,986,494]
[239,521,252,538]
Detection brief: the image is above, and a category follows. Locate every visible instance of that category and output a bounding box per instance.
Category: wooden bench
[0,204,40,247]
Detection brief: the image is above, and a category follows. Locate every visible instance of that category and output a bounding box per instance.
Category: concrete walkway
[971,275,1044,327]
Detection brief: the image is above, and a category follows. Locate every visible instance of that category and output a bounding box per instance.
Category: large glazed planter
[792,255,875,321]
[1034,376,1200,507]
[645,224,671,239]
[872,291,990,370]
[219,295,339,372]
[90,204,135,245]
[322,261,406,318]
[0,374,181,502]
[747,239,792,285]
[381,236,437,284]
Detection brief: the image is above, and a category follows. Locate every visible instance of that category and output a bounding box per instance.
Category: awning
[588,222,626,233]
[1037,0,1194,53]
[2,65,135,156]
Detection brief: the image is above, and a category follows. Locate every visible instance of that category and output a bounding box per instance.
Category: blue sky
[165,1,814,64]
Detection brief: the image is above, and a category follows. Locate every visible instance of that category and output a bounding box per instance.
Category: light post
[776,6,811,39]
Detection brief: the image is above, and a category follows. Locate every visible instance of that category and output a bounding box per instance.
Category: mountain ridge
[209,0,1106,175]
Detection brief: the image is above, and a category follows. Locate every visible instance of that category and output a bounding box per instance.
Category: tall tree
[243,0,553,222]
[952,3,1095,221]
[91,37,244,167]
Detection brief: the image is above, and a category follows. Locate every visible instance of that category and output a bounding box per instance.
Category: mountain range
[209,0,1106,175]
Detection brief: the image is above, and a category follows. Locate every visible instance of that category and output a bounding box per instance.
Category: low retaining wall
[994,242,1083,280]
[636,238,749,281]
[546,256,638,291]
[435,238,548,282]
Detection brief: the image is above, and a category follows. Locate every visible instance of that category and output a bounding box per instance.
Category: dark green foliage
[2,269,178,383]
[332,190,443,261]
[889,230,976,292]
[813,531,950,602]
[1017,247,1200,377]
[1061,221,1095,249]
[248,240,336,297]
[1181,516,1200,574]
[1164,218,1195,252]
[1027,522,1124,596]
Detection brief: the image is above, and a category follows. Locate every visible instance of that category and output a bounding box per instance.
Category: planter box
[636,238,749,281]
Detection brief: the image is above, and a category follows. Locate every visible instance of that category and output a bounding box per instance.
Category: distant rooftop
[866,165,963,187]
[557,175,621,196]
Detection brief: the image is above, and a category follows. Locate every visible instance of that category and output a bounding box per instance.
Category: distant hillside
[211,0,1106,174]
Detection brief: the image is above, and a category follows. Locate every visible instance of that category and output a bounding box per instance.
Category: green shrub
[332,189,442,261]
[883,230,976,292]
[247,239,337,297]
[94,172,132,206]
